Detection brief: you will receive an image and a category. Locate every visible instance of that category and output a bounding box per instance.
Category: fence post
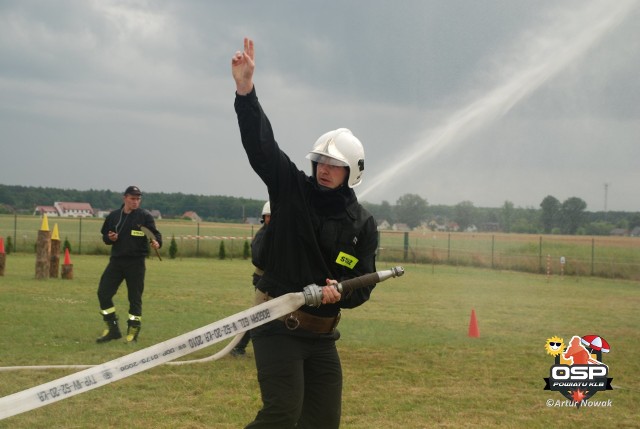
[538,236,542,273]
[196,222,200,257]
[546,254,551,282]
[78,217,82,255]
[447,233,451,262]
[13,213,17,252]
[491,235,495,269]
[403,232,409,262]
[591,238,595,276]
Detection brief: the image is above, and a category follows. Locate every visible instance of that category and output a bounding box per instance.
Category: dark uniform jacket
[101,206,162,258]
[235,88,378,319]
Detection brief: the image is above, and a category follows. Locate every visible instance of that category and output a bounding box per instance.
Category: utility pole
[603,182,610,221]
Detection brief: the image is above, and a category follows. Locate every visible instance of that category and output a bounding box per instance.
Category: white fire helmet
[305,128,365,188]
[261,201,271,216]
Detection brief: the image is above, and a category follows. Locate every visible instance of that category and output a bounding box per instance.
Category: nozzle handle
[336,266,404,294]
[302,266,405,307]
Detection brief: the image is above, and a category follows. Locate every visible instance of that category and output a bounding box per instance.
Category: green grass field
[0,254,638,428]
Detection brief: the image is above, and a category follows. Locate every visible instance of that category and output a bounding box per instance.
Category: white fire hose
[0,267,404,420]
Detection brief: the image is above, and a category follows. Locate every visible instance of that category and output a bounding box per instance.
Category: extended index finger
[244,37,254,61]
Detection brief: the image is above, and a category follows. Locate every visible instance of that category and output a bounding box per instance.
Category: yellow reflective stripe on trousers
[100,307,116,316]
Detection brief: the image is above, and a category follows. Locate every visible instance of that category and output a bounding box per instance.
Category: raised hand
[231,37,255,95]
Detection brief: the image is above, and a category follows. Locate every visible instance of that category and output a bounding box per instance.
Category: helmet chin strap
[314,177,345,192]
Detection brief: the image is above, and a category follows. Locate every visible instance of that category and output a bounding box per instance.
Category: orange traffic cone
[61,248,73,280]
[0,237,5,276]
[468,309,480,338]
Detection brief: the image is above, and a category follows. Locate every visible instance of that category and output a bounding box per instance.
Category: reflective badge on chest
[336,251,358,269]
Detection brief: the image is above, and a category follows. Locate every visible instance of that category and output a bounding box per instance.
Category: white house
[182,211,202,222]
[34,206,59,217]
[54,202,94,218]
[377,219,391,230]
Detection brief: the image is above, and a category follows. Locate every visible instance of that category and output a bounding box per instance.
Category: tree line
[0,184,264,222]
[1,184,638,235]
[361,193,640,235]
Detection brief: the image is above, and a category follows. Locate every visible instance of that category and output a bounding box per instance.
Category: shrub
[63,237,72,254]
[169,235,178,259]
[243,240,250,260]
[218,241,226,260]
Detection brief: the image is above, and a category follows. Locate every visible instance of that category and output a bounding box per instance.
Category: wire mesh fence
[378,230,640,280]
[1,215,638,280]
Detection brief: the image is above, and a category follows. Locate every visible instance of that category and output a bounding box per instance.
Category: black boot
[231,332,250,356]
[126,316,141,343]
[96,313,122,343]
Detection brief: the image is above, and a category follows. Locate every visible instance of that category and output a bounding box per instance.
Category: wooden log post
[49,224,61,278]
[35,215,51,280]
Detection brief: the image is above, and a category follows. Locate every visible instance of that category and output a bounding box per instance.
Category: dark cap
[124,185,142,196]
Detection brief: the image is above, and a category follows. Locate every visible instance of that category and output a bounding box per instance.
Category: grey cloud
[0,0,638,212]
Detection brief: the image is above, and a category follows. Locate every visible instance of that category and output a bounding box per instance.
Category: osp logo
[543,334,613,408]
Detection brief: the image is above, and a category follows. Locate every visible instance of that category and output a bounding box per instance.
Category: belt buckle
[285,313,300,330]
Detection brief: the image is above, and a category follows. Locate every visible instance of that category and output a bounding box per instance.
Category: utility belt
[254,289,341,334]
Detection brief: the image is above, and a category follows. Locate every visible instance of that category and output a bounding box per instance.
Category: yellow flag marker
[40,214,50,232]
[52,223,60,241]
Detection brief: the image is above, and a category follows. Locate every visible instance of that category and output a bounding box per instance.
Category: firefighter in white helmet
[260,201,271,219]
[232,37,378,429]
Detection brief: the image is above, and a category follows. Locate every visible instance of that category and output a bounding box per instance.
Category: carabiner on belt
[284,313,300,330]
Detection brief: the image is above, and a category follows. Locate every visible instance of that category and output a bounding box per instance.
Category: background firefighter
[96,185,162,344]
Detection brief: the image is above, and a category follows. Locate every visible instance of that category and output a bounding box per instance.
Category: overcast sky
[1,0,638,212]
